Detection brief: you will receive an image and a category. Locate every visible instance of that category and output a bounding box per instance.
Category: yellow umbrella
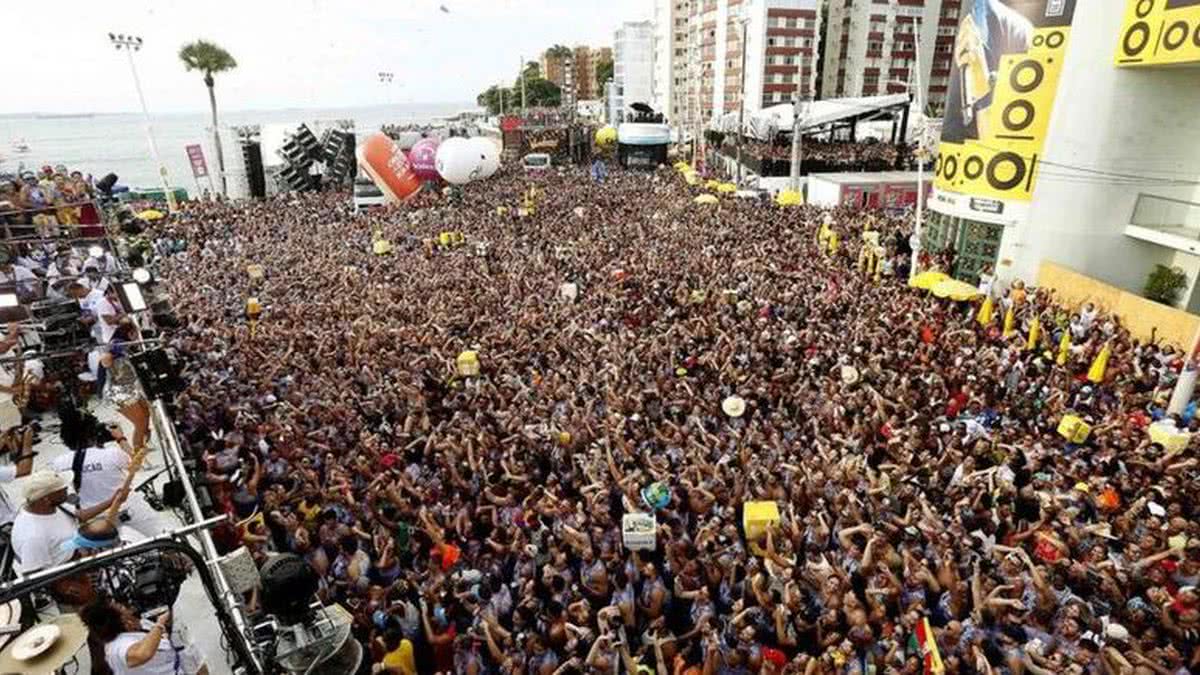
[705,179,722,190]
[1002,306,1016,337]
[694,194,720,205]
[674,161,692,172]
[1056,330,1071,366]
[908,271,949,290]
[932,279,984,302]
[1087,341,1111,383]
[717,182,737,194]
[137,209,165,221]
[775,190,804,206]
[683,171,700,186]
[976,295,994,324]
[596,126,618,147]
[1025,315,1041,351]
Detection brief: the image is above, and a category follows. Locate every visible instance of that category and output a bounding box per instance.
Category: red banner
[186,144,209,178]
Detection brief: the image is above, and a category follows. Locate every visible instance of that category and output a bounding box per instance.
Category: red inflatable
[356,133,422,203]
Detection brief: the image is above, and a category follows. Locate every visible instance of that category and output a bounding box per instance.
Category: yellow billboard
[933,0,1077,205]
[1115,0,1200,67]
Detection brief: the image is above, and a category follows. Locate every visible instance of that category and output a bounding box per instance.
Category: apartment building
[653,0,692,124]
[609,21,656,124]
[821,0,960,110]
[541,46,613,105]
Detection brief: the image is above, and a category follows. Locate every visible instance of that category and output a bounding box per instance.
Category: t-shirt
[80,288,120,343]
[105,632,181,675]
[382,639,417,674]
[50,444,130,510]
[0,465,18,524]
[11,508,77,572]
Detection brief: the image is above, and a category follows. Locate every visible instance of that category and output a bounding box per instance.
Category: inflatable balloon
[356,133,422,202]
[409,138,441,182]
[467,137,501,179]
[395,131,422,151]
[596,126,617,147]
[435,137,482,185]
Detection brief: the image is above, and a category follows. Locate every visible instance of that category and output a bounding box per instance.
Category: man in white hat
[10,470,121,573]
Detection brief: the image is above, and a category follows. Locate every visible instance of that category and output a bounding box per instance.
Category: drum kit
[0,600,90,675]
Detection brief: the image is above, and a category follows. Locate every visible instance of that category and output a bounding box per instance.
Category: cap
[23,471,67,504]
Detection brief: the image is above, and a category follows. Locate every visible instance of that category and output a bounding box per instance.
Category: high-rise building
[541,46,612,104]
[821,0,959,110]
[675,0,820,133]
[610,21,656,124]
[653,0,692,124]
[574,46,611,101]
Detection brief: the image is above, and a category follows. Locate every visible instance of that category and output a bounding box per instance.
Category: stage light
[87,245,105,259]
[132,268,152,284]
[0,294,17,309]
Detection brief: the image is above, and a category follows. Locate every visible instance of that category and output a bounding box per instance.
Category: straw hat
[722,396,746,418]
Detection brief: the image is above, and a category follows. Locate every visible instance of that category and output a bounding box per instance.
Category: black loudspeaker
[129,348,184,400]
[242,142,266,199]
[95,173,119,195]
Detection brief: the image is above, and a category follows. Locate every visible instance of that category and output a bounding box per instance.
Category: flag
[1088,341,1111,383]
[1025,315,1041,351]
[916,617,945,675]
[976,296,994,327]
[1002,306,1016,338]
[1056,330,1071,366]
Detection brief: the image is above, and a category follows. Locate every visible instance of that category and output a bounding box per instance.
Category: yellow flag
[1056,330,1071,366]
[1025,316,1041,351]
[976,296,994,327]
[1088,341,1111,383]
[1002,306,1016,338]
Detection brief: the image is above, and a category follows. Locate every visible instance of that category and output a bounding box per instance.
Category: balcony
[1125,194,1200,255]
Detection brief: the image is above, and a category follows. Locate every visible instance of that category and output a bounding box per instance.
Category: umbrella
[908,270,949,290]
[775,190,803,206]
[931,279,983,301]
[693,194,719,205]
[137,209,165,221]
[716,182,737,194]
[705,179,722,190]
[683,171,700,185]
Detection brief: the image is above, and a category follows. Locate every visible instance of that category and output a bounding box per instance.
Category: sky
[4,0,652,115]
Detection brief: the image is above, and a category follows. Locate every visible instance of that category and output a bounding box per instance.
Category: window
[868,40,883,52]
[787,17,798,28]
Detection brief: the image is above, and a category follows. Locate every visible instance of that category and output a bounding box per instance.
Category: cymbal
[0,599,23,652]
[0,614,88,675]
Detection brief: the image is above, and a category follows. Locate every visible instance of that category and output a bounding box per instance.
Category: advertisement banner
[1115,0,1200,67]
[933,0,1078,206]
[185,144,209,179]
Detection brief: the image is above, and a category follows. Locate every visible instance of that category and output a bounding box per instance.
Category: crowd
[120,161,1200,675]
[0,164,103,233]
[732,140,903,173]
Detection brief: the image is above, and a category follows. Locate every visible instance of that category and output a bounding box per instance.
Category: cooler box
[743,501,780,556]
[1057,415,1091,444]
[622,513,656,551]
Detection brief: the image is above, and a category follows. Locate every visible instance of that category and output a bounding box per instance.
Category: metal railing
[1130,193,1200,238]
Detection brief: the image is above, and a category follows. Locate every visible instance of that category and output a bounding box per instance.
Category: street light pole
[910,16,925,281]
[735,15,749,184]
[110,33,177,211]
[790,8,820,193]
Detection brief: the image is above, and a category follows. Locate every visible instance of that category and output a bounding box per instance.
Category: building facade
[675,0,820,134]
[821,0,958,111]
[611,21,656,124]
[927,1,1200,312]
[541,46,611,106]
[653,0,692,125]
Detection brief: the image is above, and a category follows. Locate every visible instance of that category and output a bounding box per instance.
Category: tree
[179,40,237,197]
[546,44,572,58]
[595,56,614,92]
[477,85,516,116]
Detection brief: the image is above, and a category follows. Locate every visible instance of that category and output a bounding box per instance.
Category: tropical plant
[477,85,516,116]
[546,44,572,58]
[179,40,237,196]
[1144,264,1188,305]
[595,57,614,90]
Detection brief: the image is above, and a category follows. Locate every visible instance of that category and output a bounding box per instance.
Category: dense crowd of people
[730,140,904,174]
[120,162,1200,675]
[0,164,103,234]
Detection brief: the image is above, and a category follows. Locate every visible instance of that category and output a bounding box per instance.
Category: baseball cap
[23,471,67,504]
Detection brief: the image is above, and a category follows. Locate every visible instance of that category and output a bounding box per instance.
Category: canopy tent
[714,94,912,142]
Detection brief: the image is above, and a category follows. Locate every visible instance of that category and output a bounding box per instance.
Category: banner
[185,144,209,179]
[933,0,1078,206]
[1116,0,1200,67]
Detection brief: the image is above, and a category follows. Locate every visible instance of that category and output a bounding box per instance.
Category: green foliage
[1144,264,1189,305]
[478,85,516,115]
[595,57,614,90]
[546,44,572,58]
[477,61,563,114]
[179,40,237,82]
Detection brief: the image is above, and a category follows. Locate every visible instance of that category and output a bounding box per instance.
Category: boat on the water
[10,139,30,154]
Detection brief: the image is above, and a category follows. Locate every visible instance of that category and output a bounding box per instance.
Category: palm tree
[179,40,237,197]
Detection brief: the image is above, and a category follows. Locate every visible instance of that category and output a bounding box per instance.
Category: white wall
[1003,7,1200,294]
[807,176,843,207]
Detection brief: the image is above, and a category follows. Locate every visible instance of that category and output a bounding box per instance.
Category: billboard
[933,0,1078,209]
[185,144,208,178]
[1115,0,1200,67]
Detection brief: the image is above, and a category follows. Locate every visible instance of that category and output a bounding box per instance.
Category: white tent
[715,94,911,140]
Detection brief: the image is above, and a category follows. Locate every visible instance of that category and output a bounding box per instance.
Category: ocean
[0,102,473,192]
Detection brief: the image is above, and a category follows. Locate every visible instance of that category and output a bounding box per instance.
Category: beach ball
[641,482,671,510]
[467,137,501,179]
[409,138,441,181]
[435,137,482,185]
